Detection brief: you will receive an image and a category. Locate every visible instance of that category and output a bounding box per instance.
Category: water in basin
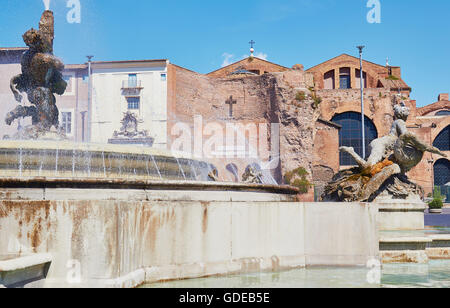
[141,260,450,288]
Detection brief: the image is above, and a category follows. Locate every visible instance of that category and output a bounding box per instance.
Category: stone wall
[312,119,340,198]
[0,188,379,287]
[317,88,396,137]
[168,64,319,184]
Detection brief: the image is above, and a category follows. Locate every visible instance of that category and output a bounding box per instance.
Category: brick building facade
[167,59,322,190]
[306,54,449,196]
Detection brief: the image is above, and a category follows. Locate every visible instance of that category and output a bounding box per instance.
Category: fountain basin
[0,176,379,288]
[0,140,215,182]
[377,200,427,231]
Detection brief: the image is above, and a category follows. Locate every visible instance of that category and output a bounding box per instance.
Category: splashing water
[42,0,51,11]
[175,157,187,180]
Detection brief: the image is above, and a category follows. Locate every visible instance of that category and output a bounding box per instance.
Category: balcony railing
[122,80,143,89]
[121,80,143,96]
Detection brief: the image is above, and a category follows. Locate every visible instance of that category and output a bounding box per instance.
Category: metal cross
[225,96,237,117]
[249,40,256,49]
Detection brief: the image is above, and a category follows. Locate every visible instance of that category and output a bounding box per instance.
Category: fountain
[321,103,450,264]
[0,10,382,288]
[322,103,447,203]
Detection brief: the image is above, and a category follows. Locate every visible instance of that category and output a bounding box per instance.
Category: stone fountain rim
[0,176,300,195]
[0,140,196,160]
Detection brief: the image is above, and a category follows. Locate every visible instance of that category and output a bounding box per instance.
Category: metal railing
[122,80,142,89]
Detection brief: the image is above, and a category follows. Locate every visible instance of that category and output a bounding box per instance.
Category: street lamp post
[357,46,366,159]
[86,55,94,143]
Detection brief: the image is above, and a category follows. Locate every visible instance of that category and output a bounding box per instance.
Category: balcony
[121,80,143,96]
[122,80,143,89]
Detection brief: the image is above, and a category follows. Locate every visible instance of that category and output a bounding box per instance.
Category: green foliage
[429,198,443,209]
[434,186,445,200]
[295,91,307,102]
[306,87,322,109]
[284,167,311,194]
[313,96,322,108]
[386,75,399,81]
[428,187,444,209]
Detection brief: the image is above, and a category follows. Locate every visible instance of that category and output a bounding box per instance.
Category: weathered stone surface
[426,248,450,260]
[168,65,320,184]
[0,195,379,287]
[380,251,428,264]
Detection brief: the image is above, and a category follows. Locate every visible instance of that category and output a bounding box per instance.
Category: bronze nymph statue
[6,10,67,138]
[322,103,447,202]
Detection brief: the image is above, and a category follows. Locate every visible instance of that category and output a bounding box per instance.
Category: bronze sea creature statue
[322,104,447,202]
[6,10,67,139]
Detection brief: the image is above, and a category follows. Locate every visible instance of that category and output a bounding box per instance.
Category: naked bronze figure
[322,103,447,202]
[6,10,67,138]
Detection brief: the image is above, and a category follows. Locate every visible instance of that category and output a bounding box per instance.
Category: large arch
[417,101,450,116]
[434,159,450,187]
[332,112,378,166]
[436,110,450,116]
[433,125,450,152]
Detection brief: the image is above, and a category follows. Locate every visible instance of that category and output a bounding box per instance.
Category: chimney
[438,93,449,101]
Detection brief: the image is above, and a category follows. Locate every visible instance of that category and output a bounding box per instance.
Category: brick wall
[168,64,324,184]
[207,57,289,79]
[307,54,404,90]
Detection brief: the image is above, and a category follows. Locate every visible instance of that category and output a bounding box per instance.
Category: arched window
[434,159,450,186]
[355,69,367,89]
[332,112,378,166]
[433,126,450,151]
[339,68,351,89]
[436,110,450,116]
[324,70,335,89]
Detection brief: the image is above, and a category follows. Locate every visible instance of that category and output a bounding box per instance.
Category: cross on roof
[249,40,256,49]
[225,96,237,117]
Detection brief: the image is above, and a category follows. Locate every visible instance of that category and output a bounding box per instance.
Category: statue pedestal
[376,199,427,231]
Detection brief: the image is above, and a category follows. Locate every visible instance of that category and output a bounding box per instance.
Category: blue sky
[0,0,449,107]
